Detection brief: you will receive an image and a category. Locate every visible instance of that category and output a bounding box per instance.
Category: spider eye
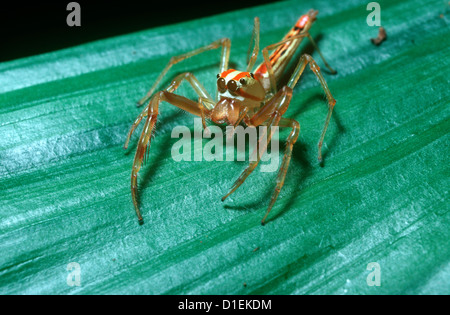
[239,78,246,85]
[227,80,239,92]
[217,77,226,93]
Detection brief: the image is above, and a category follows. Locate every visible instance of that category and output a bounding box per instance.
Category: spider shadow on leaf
[319,108,344,167]
[224,115,313,211]
[222,126,314,216]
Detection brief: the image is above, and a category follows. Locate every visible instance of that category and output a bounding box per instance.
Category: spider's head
[216,69,265,103]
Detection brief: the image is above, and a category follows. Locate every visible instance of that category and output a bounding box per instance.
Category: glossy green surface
[0,0,449,294]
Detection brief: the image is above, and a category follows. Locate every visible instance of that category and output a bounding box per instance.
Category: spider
[124,9,337,225]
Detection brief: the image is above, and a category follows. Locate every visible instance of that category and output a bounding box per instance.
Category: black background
[0,0,279,62]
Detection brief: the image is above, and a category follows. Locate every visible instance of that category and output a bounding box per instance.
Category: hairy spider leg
[286,54,336,161]
[221,86,293,203]
[124,72,213,150]
[137,38,231,107]
[261,117,300,225]
[246,17,260,72]
[128,72,213,223]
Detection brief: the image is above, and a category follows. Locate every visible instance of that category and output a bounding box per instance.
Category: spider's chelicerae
[124,9,337,225]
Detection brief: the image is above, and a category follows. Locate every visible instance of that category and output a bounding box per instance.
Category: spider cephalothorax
[210,69,266,125]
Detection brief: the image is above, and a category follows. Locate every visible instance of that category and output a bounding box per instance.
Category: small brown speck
[253,247,260,252]
[243,283,247,287]
[371,27,387,46]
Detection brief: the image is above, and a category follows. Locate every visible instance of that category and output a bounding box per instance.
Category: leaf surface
[0,0,449,294]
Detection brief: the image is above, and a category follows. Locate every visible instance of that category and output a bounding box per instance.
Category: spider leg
[131,99,158,223]
[286,54,336,161]
[261,117,300,225]
[246,17,260,72]
[221,86,293,202]
[129,73,212,223]
[123,108,147,150]
[124,72,214,150]
[137,37,230,106]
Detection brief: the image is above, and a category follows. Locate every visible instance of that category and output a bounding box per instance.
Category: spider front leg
[286,54,336,161]
[124,72,214,150]
[127,73,212,223]
[261,117,300,225]
[131,96,159,223]
[221,86,293,208]
[222,88,301,225]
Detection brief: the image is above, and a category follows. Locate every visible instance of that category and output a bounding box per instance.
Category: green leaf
[1,0,449,294]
